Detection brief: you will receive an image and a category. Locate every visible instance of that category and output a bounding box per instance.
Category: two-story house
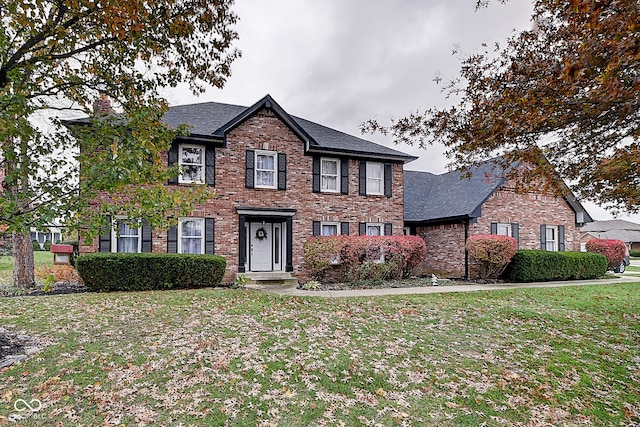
[78,95,417,284]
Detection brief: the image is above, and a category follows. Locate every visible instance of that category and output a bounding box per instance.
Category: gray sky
[164,0,639,223]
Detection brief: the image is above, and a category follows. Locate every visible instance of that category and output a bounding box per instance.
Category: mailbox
[50,244,74,265]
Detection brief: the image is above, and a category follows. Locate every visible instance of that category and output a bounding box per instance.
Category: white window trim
[366,222,384,236]
[545,225,558,252]
[178,217,205,254]
[320,158,340,193]
[320,221,340,236]
[255,150,278,189]
[178,144,205,184]
[112,217,142,253]
[366,162,384,195]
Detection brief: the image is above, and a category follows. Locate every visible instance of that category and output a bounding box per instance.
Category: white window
[321,222,339,236]
[178,144,205,184]
[255,151,277,189]
[366,223,384,236]
[178,218,204,254]
[545,225,558,251]
[497,223,512,237]
[113,218,141,253]
[321,158,340,192]
[366,162,383,195]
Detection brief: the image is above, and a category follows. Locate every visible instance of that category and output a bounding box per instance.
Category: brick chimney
[92,93,114,116]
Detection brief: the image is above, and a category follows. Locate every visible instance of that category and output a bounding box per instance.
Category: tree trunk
[13,231,35,289]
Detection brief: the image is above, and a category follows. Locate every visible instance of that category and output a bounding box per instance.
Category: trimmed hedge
[506,250,607,282]
[76,253,226,292]
[631,250,640,258]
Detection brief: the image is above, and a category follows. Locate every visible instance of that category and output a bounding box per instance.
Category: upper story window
[179,218,204,254]
[366,162,384,195]
[178,144,205,184]
[255,150,277,189]
[113,218,141,253]
[321,158,340,192]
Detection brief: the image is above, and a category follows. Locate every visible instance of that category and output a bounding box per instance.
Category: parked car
[614,248,631,273]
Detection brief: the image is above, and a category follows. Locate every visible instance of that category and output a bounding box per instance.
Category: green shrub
[43,240,52,251]
[631,250,640,258]
[32,239,42,251]
[76,253,226,292]
[506,250,607,282]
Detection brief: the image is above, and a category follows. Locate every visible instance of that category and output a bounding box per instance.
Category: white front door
[249,222,285,272]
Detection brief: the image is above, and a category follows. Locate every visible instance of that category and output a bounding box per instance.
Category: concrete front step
[241,272,298,286]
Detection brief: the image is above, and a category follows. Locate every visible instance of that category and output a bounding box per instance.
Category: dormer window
[178,144,205,184]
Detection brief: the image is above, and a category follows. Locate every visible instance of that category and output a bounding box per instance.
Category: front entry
[248,222,285,272]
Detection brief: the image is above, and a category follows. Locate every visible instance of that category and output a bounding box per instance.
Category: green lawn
[1,283,639,425]
[0,251,54,284]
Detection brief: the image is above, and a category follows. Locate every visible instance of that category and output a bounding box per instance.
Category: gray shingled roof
[163,96,416,161]
[404,160,507,222]
[581,219,640,232]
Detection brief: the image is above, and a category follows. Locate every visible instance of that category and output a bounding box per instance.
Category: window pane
[322,176,337,190]
[257,154,274,170]
[321,159,337,175]
[366,162,382,178]
[367,225,381,236]
[256,170,275,186]
[182,146,203,164]
[181,238,202,254]
[322,225,338,236]
[119,222,138,236]
[118,237,138,253]
[182,165,203,182]
[181,220,202,237]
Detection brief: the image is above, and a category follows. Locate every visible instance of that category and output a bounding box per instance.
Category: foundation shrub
[466,234,517,279]
[76,253,226,292]
[303,235,426,282]
[585,239,627,270]
[506,250,607,282]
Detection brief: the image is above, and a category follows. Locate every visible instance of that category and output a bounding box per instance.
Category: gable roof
[581,220,640,243]
[163,95,417,163]
[404,158,593,224]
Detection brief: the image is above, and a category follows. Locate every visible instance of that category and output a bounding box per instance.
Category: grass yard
[1,283,639,426]
[0,251,54,285]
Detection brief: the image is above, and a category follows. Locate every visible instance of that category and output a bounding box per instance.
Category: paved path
[247,274,640,298]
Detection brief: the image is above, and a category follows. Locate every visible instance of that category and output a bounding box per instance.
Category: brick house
[579,220,640,252]
[78,95,417,283]
[404,159,593,278]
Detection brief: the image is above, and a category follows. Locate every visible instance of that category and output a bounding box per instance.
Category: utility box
[50,244,74,265]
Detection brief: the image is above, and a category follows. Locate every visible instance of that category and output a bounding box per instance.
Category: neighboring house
[76,95,417,283]
[579,220,640,252]
[404,159,593,278]
[30,226,63,249]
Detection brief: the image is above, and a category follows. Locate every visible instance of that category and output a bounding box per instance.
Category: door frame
[237,207,295,274]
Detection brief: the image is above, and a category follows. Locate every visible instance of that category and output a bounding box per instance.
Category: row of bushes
[630,250,640,258]
[76,253,226,292]
[303,235,426,282]
[506,250,608,282]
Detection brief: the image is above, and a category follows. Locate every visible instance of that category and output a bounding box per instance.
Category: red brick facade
[417,186,581,278]
[81,108,406,283]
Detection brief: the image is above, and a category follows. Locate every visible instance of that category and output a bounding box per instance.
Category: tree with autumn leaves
[364,0,639,211]
[0,0,240,288]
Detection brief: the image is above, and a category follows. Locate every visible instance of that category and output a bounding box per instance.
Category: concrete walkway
[247,274,640,298]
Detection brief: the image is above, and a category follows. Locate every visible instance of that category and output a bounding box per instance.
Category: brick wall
[416,187,581,278]
[81,108,406,283]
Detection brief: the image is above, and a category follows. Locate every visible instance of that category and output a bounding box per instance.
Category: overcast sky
[164,0,639,223]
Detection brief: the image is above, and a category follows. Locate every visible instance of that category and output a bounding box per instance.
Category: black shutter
[312,157,320,193]
[341,222,350,235]
[512,223,519,249]
[278,153,287,190]
[99,215,112,253]
[490,222,497,234]
[558,225,565,251]
[167,225,178,253]
[312,221,321,236]
[384,163,392,198]
[205,218,215,254]
[384,223,393,236]
[245,149,255,189]
[341,158,349,195]
[141,220,152,253]
[359,160,366,196]
[205,147,215,186]
[168,143,178,184]
[540,224,547,250]
[359,222,366,236]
